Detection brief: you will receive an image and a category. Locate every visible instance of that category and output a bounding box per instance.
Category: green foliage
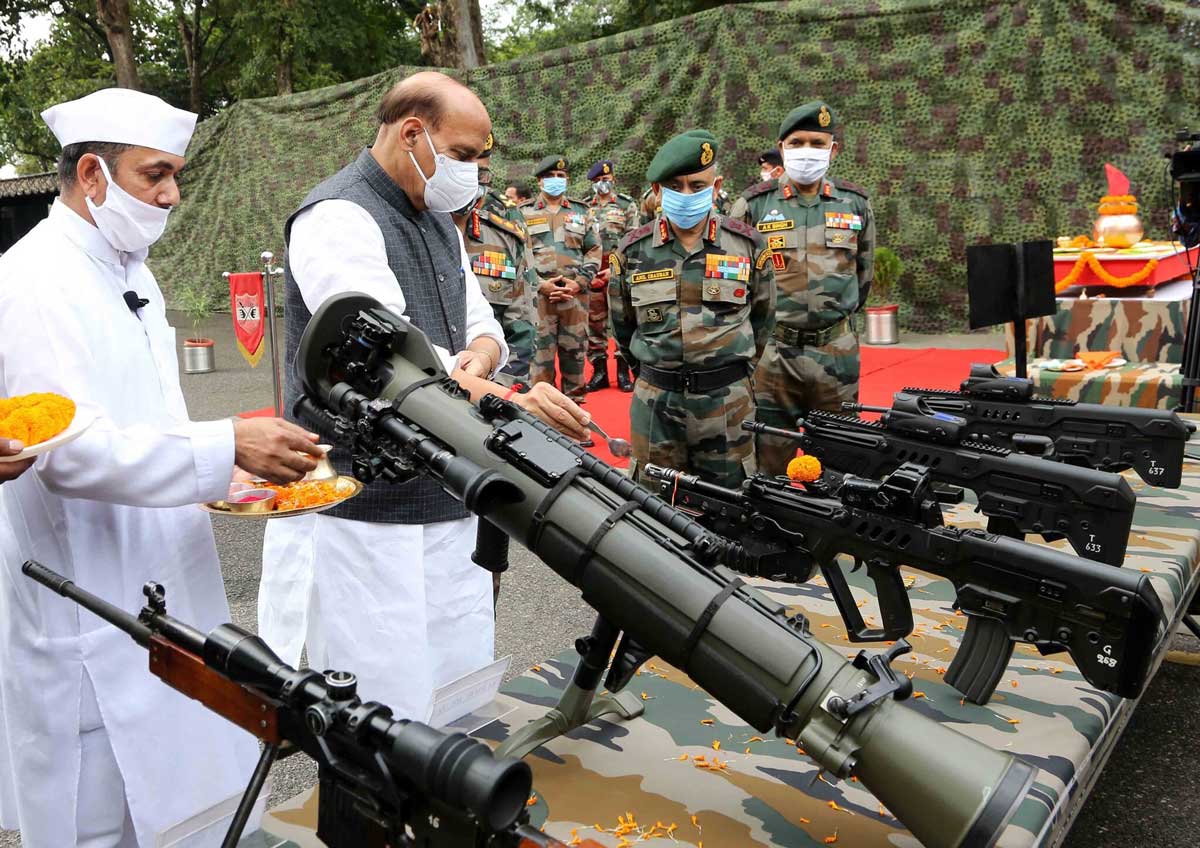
[872,247,903,304]
[151,0,1200,333]
[177,284,216,337]
[0,0,425,171]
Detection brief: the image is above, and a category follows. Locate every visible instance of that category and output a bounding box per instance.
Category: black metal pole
[1179,263,1200,412]
[1014,243,1028,379]
[220,743,280,848]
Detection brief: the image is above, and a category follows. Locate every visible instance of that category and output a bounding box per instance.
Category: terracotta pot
[864,304,899,345]
[183,337,215,374]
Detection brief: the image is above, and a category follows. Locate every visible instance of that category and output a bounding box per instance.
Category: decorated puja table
[252,436,1200,848]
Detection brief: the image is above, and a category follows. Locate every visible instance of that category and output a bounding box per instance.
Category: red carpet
[241,346,1006,469]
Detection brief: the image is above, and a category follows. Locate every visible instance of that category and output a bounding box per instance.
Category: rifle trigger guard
[825,640,914,721]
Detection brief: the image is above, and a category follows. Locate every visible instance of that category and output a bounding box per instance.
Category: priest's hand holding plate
[0,440,34,483]
[233,417,323,484]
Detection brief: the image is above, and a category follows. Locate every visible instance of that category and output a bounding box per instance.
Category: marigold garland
[264,479,344,510]
[1055,251,1159,293]
[0,393,75,446]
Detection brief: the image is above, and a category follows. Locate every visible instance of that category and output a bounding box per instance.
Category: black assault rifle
[850,363,1196,488]
[643,464,1165,705]
[21,562,587,848]
[746,408,1137,566]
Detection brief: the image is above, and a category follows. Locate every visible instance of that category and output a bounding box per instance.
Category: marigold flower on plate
[0,393,75,446]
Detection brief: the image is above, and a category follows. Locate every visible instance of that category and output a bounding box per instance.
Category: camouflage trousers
[629,374,756,488]
[754,331,860,475]
[586,287,610,359]
[530,293,588,400]
[492,303,536,384]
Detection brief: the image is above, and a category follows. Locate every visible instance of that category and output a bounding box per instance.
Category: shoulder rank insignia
[720,216,760,242]
[658,217,670,243]
[488,212,526,239]
[743,179,776,200]
[618,221,655,252]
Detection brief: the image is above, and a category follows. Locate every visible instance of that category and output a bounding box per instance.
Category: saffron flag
[229,272,266,367]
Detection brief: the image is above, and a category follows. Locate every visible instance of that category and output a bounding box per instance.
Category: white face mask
[783,146,832,186]
[409,127,480,213]
[85,157,172,253]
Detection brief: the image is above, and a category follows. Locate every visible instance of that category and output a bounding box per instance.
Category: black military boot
[586,357,610,391]
[616,357,634,392]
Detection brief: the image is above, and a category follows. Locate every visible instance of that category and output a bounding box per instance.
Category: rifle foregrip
[943,616,1014,705]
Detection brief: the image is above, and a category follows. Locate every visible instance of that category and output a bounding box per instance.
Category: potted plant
[864,246,903,345]
[179,286,217,374]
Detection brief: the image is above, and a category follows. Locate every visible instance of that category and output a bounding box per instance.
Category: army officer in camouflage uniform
[461,131,536,382]
[520,155,602,402]
[585,158,640,392]
[730,101,875,475]
[611,130,775,487]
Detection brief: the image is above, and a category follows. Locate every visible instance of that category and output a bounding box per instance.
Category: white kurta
[0,201,259,846]
[259,198,503,720]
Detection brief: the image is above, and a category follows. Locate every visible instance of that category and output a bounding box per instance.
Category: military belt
[774,319,849,348]
[637,361,750,394]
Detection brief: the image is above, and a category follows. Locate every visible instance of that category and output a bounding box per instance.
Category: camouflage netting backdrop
[154,0,1200,332]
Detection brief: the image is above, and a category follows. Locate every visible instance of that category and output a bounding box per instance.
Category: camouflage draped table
[255,447,1200,848]
[994,358,1182,409]
[1005,277,1192,365]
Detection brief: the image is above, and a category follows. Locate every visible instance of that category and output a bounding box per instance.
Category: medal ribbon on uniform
[704,254,751,281]
[824,211,862,230]
[471,250,516,280]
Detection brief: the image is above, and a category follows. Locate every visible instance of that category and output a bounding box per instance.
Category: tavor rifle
[861,363,1196,488]
[22,561,584,848]
[290,292,1036,848]
[747,405,1137,566]
[642,463,1165,705]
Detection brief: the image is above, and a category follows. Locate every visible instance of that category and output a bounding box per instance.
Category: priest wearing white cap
[0,88,323,847]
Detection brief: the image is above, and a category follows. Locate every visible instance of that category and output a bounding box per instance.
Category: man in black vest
[260,71,589,721]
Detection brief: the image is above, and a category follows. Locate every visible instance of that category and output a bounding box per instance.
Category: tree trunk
[95,0,140,89]
[454,0,485,69]
[173,0,203,113]
[276,0,295,95]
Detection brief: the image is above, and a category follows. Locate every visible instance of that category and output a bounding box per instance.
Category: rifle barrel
[23,561,152,646]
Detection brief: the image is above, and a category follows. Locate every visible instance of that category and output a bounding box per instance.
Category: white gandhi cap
[41,88,198,157]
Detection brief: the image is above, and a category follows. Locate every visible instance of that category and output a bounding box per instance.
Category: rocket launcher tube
[296,293,1035,848]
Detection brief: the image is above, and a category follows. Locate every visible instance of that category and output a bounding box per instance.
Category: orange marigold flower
[0,393,75,446]
[787,454,823,483]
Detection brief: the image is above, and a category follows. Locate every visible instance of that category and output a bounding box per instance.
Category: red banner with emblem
[228,272,266,367]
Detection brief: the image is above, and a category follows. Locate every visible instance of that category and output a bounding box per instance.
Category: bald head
[376,71,487,130]
[371,71,492,212]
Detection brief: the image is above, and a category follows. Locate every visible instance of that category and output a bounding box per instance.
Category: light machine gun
[293,293,1035,848]
[20,562,576,848]
[643,464,1165,705]
[849,363,1196,488]
[748,404,1137,566]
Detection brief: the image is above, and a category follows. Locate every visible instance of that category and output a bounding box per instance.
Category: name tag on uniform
[704,254,750,281]
[825,211,863,230]
[631,268,676,284]
[767,234,787,250]
[757,219,794,233]
[525,216,549,227]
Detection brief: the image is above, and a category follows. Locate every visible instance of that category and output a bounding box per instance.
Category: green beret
[645,129,719,183]
[534,155,568,177]
[779,101,837,139]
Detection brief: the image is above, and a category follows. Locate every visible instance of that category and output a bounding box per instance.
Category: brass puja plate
[201,476,363,519]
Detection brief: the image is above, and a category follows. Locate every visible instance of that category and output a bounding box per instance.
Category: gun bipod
[495,615,645,761]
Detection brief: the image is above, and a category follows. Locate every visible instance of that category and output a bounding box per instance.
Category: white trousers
[76,671,136,848]
[259,514,494,720]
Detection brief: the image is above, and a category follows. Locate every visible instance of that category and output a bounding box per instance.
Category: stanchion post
[261,251,285,417]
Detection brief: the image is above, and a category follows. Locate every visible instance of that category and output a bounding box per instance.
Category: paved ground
[1,313,1195,846]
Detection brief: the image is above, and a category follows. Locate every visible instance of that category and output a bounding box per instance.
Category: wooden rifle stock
[147,634,283,745]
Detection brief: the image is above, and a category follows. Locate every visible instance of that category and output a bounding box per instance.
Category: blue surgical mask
[660,186,713,229]
[542,176,568,197]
